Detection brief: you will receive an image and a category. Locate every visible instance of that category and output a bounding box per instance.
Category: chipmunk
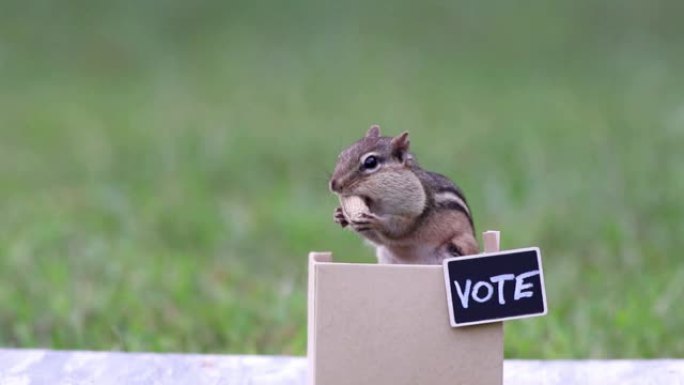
[329,125,479,264]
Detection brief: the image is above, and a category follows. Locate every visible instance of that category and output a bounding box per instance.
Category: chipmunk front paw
[349,212,382,233]
[333,206,349,228]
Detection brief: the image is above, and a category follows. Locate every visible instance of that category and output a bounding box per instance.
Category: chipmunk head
[329,125,414,196]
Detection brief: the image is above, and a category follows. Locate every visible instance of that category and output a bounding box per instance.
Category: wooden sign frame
[443,247,548,327]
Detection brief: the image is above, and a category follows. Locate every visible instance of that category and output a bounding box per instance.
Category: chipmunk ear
[366,124,381,138]
[390,131,410,162]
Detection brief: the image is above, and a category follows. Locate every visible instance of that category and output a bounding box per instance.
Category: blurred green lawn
[1,0,683,357]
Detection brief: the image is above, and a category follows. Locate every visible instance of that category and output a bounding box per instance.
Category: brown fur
[330,125,478,264]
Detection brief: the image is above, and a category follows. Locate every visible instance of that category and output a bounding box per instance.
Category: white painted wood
[504,359,684,385]
[1,350,682,385]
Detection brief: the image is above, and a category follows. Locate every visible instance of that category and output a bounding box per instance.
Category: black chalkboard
[442,247,547,327]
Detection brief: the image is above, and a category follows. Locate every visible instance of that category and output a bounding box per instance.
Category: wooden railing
[1,349,682,385]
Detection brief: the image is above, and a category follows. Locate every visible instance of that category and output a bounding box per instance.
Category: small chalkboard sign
[443,247,547,327]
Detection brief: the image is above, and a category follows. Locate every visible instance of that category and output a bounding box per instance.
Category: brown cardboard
[307,231,504,385]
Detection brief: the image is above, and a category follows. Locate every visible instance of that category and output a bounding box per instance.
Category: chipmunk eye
[362,155,379,170]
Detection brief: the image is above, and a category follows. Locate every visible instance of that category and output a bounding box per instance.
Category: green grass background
[1,0,683,357]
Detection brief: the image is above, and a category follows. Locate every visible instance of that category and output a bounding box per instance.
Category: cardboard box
[307,233,504,385]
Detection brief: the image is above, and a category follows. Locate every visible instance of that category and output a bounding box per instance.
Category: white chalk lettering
[489,274,515,304]
[472,281,494,303]
[454,279,472,309]
[514,270,540,300]
[452,270,540,309]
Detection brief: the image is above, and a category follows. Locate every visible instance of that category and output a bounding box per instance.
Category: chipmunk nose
[330,178,340,192]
